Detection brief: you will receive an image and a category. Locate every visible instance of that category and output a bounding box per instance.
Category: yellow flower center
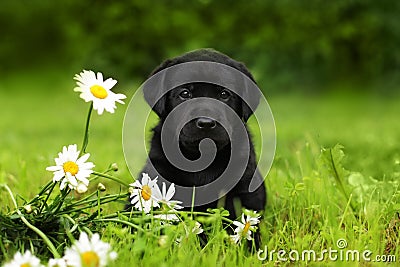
[63,161,79,176]
[81,251,100,267]
[20,264,31,267]
[90,85,108,99]
[242,222,251,236]
[141,185,152,201]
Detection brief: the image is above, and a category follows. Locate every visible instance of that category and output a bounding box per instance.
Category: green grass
[0,70,399,266]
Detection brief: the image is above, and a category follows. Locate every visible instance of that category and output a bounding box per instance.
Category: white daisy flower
[176,221,204,245]
[183,221,204,235]
[158,182,183,209]
[129,173,162,214]
[150,183,183,224]
[230,212,260,244]
[46,144,94,191]
[153,212,180,223]
[48,258,67,267]
[192,221,204,235]
[63,232,117,267]
[3,250,44,267]
[74,70,126,115]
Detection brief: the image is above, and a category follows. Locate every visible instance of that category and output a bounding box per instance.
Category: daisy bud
[76,183,88,194]
[97,183,106,191]
[111,163,119,171]
[158,235,168,247]
[24,204,33,214]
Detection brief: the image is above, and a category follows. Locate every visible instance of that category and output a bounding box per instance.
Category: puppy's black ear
[150,59,174,77]
[143,59,175,118]
[146,93,166,118]
[242,100,257,122]
[235,62,260,122]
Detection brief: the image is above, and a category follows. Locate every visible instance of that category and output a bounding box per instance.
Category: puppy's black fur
[127,49,266,245]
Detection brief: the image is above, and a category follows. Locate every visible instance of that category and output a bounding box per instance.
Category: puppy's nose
[196,117,216,129]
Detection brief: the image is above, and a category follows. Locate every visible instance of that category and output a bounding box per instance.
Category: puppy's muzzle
[196,117,217,129]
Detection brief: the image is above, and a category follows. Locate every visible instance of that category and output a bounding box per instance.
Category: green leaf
[295,182,306,191]
[220,209,230,218]
[318,144,349,181]
[318,144,356,212]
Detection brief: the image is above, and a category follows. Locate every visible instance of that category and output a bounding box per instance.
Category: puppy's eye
[179,89,192,99]
[219,90,231,100]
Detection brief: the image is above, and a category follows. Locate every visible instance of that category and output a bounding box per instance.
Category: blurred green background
[1,0,399,93]
[1,0,400,200]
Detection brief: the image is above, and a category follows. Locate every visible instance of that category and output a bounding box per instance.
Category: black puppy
[128,49,266,244]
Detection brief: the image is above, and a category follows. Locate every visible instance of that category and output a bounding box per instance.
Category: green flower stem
[37,180,55,196]
[80,103,93,155]
[74,192,127,207]
[92,218,155,236]
[62,214,77,225]
[329,149,357,212]
[58,194,127,215]
[88,168,114,183]
[38,182,56,213]
[92,171,130,187]
[97,211,147,219]
[97,190,101,218]
[98,210,235,224]
[190,186,196,217]
[65,190,100,208]
[46,189,70,219]
[26,180,54,206]
[82,226,93,236]
[1,184,61,258]
[339,193,354,229]
[180,211,235,224]
[62,214,80,233]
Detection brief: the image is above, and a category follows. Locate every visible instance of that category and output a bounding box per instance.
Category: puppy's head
[144,49,260,151]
